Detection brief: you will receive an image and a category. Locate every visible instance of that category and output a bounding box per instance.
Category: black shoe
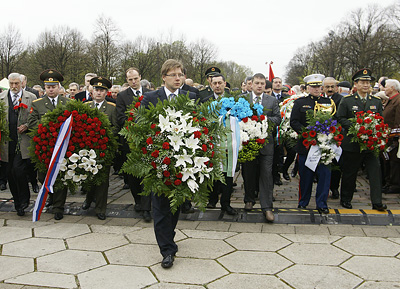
[82,200,91,210]
[317,207,329,214]
[222,206,237,215]
[143,211,152,222]
[340,201,352,209]
[331,189,339,199]
[282,172,290,181]
[291,170,297,178]
[0,184,6,190]
[122,183,129,190]
[297,205,307,209]
[181,207,195,214]
[54,212,63,220]
[20,203,29,210]
[206,202,216,209]
[274,178,283,186]
[161,255,174,268]
[32,184,39,194]
[97,213,106,220]
[17,209,25,216]
[372,203,387,211]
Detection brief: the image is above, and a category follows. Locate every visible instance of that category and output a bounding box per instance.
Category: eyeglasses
[324,85,336,88]
[165,74,185,78]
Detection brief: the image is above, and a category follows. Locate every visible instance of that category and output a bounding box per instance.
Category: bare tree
[189,39,217,84]
[0,24,26,78]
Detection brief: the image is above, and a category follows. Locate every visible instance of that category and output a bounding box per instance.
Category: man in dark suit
[180,68,200,98]
[27,69,71,220]
[21,74,40,98]
[337,68,387,211]
[0,73,37,216]
[82,77,118,220]
[322,77,343,200]
[242,73,281,222]
[116,67,152,221]
[141,59,198,269]
[74,73,97,102]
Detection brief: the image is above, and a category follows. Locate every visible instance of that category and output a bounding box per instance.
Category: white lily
[87,158,96,166]
[184,135,201,152]
[59,164,67,172]
[193,156,209,169]
[96,164,103,170]
[89,149,96,159]
[175,149,193,168]
[67,170,75,177]
[78,163,88,169]
[60,158,67,165]
[159,114,171,132]
[68,163,77,170]
[168,134,185,151]
[187,179,199,193]
[91,167,99,175]
[73,175,81,182]
[69,153,80,163]
[79,149,89,157]
[181,167,196,182]
[79,174,87,181]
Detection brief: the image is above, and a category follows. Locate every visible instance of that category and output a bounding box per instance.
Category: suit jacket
[116,87,150,129]
[245,93,281,155]
[86,101,118,133]
[182,84,200,98]
[27,95,71,131]
[141,88,198,108]
[74,91,88,102]
[25,86,39,98]
[337,92,383,152]
[0,89,37,161]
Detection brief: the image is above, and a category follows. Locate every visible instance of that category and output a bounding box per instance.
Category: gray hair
[111,85,121,90]
[140,79,150,89]
[85,73,97,78]
[32,85,43,92]
[8,72,23,82]
[322,77,336,85]
[385,79,400,92]
[245,76,253,82]
[69,82,79,89]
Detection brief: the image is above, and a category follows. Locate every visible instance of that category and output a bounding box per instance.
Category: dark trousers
[298,154,330,208]
[242,159,259,205]
[3,153,30,210]
[387,148,400,192]
[38,171,67,213]
[152,192,180,257]
[0,162,8,186]
[282,145,297,174]
[330,159,341,191]
[208,173,233,209]
[86,166,110,214]
[126,174,151,211]
[272,144,284,180]
[340,150,382,204]
[26,158,38,186]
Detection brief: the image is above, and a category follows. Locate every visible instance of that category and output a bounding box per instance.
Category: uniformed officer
[198,66,221,100]
[27,69,70,220]
[337,68,387,211]
[81,77,117,220]
[290,74,336,214]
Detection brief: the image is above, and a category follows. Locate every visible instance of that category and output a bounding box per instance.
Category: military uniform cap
[337,81,352,89]
[205,66,221,77]
[303,74,325,86]
[352,68,375,82]
[90,76,112,90]
[40,69,64,85]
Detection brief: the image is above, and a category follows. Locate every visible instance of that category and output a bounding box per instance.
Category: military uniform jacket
[290,95,335,155]
[86,101,118,134]
[337,92,383,152]
[27,95,71,131]
[0,89,37,161]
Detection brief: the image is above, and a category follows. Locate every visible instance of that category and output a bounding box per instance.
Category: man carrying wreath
[82,76,118,220]
[337,68,387,211]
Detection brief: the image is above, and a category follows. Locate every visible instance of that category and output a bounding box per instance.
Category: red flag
[269,61,275,81]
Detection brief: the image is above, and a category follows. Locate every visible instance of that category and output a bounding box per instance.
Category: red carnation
[176,173,183,179]
[338,126,342,132]
[163,171,170,177]
[64,110,71,117]
[337,134,343,141]
[138,95,144,101]
[209,162,214,168]
[242,117,248,123]
[260,115,266,121]
[151,161,157,169]
[163,157,171,165]
[309,130,316,137]
[100,152,105,158]
[310,140,317,146]
[203,127,209,135]
[141,147,147,154]
[151,123,156,129]
[194,131,202,138]
[146,137,153,145]
[211,151,215,158]
[174,179,182,186]
[303,139,310,147]
[151,150,159,158]
[256,139,265,144]
[201,117,207,122]
[329,126,336,133]
[202,144,207,152]
[251,115,258,121]
[162,142,170,149]
[165,179,172,186]
[302,132,309,138]
[357,118,363,124]
[71,110,79,117]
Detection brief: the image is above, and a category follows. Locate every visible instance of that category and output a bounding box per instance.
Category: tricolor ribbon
[32,115,73,222]
[221,115,240,177]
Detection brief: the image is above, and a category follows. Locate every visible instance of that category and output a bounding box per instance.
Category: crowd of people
[0,61,399,268]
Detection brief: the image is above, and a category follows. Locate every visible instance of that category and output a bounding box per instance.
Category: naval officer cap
[90,76,112,90]
[205,66,221,77]
[338,81,352,89]
[352,68,375,82]
[40,69,64,85]
[303,74,325,87]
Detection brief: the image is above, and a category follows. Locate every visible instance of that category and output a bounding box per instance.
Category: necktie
[12,94,19,106]
[169,94,176,101]
[52,99,56,107]
[276,94,281,100]
[254,96,260,104]
[96,103,99,109]
[136,90,141,97]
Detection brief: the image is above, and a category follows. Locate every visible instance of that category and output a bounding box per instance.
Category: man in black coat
[74,73,97,102]
[141,59,198,269]
[116,67,151,221]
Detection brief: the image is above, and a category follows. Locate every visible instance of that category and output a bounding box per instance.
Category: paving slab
[218,251,292,274]
[262,224,296,234]
[294,225,330,235]
[334,236,400,256]
[106,243,161,266]
[0,256,34,281]
[2,238,65,258]
[279,243,351,265]
[151,258,228,284]
[207,274,291,289]
[175,220,200,230]
[0,218,4,226]
[341,256,400,282]
[103,217,141,227]
[66,232,129,251]
[0,284,23,289]
[196,221,231,232]
[362,226,400,237]
[37,250,106,274]
[278,264,363,289]
[328,225,366,236]
[5,220,53,228]
[78,264,157,289]
[176,238,235,259]
[357,281,400,288]
[228,223,262,233]
[225,232,291,251]
[34,223,90,239]
[4,272,76,289]
[181,229,237,240]
[147,283,204,289]
[125,227,186,245]
[281,234,341,244]
[388,238,400,246]
[90,224,141,234]
[0,227,32,244]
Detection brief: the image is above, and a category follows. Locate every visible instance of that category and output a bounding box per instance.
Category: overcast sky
[2,0,396,82]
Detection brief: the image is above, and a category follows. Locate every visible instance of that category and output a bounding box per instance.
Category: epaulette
[32,98,42,103]
[372,95,381,100]
[86,101,93,104]
[107,101,116,106]
[343,94,351,98]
